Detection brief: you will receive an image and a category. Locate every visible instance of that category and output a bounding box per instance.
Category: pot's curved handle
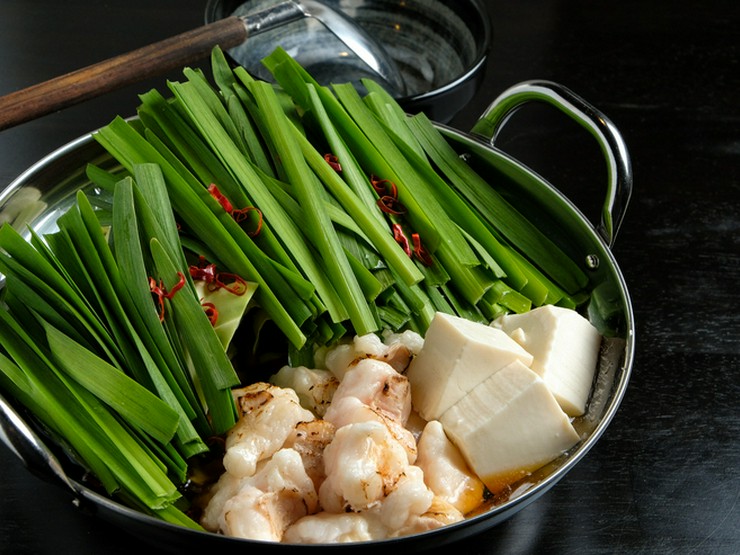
[0,392,79,494]
[470,80,632,248]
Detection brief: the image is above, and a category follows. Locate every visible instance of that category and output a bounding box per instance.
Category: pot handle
[0,392,79,495]
[470,80,632,248]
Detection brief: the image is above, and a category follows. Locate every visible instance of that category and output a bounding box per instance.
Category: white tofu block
[406,312,533,421]
[492,305,601,416]
[440,361,580,495]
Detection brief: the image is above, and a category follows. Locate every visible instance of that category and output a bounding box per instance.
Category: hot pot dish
[0,48,633,551]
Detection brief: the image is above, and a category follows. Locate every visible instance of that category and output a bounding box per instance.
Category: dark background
[1,1,738,553]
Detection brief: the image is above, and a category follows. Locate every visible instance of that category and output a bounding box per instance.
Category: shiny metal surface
[0,82,634,548]
[471,81,633,247]
[208,0,491,122]
[240,0,406,94]
[1,1,739,553]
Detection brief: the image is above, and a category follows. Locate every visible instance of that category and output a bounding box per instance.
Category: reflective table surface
[1,1,738,553]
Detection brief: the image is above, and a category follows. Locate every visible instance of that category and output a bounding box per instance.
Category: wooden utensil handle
[0,16,247,131]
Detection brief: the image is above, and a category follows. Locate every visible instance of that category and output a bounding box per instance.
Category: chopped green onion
[247,80,378,335]
[0,46,596,532]
[44,323,180,444]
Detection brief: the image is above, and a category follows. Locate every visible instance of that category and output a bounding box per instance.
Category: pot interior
[0,120,633,549]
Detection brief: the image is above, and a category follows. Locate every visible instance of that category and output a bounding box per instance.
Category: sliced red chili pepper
[214,272,248,295]
[377,195,407,215]
[370,175,398,199]
[324,153,342,172]
[166,272,186,298]
[231,206,263,237]
[189,256,248,296]
[371,176,433,266]
[208,183,234,213]
[392,223,412,257]
[189,256,217,283]
[201,302,218,326]
[209,184,262,234]
[149,277,165,321]
[149,272,186,322]
[412,233,433,266]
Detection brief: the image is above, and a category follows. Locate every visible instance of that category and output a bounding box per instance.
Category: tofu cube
[440,361,581,495]
[492,305,601,416]
[406,312,533,421]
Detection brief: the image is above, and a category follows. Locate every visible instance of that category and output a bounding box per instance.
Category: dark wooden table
[1,1,738,553]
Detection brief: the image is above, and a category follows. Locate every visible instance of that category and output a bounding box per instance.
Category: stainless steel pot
[0,81,633,552]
